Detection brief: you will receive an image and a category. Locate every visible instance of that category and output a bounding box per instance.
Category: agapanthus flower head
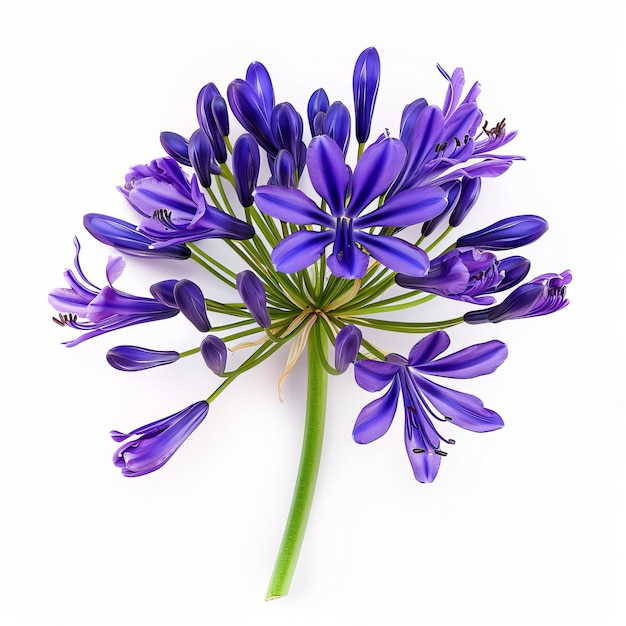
[48,239,179,347]
[111,401,209,477]
[353,331,507,483]
[464,270,572,324]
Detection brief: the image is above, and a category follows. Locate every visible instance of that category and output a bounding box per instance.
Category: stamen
[434,449,448,457]
[152,209,175,230]
[482,117,506,139]
[412,448,425,454]
[52,313,77,326]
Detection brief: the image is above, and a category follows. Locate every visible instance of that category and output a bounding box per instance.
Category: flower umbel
[49,47,571,600]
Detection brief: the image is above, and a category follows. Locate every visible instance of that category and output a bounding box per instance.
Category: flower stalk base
[265,323,328,600]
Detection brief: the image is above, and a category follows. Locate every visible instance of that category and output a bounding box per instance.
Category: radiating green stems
[265,322,328,600]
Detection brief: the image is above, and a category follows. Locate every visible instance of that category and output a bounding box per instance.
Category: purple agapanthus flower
[117,157,254,248]
[111,401,209,477]
[255,135,446,279]
[396,248,530,304]
[353,331,507,483]
[464,270,572,323]
[48,239,179,347]
[389,64,522,196]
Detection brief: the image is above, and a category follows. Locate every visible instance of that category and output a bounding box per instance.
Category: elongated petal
[233,134,260,207]
[408,331,451,366]
[404,421,442,483]
[189,129,219,188]
[345,138,406,218]
[355,232,429,276]
[323,101,351,157]
[254,185,334,227]
[355,185,446,228]
[415,340,507,378]
[83,214,191,260]
[271,230,334,273]
[107,346,179,371]
[149,280,178,308]
[173,280,211,332]
[400,98,428,147]
[418,376,505,432]
[306,135,350,217]
[354,359,400,391]
[353,378,400,444]
[327,218,369,279]
[449,176,481,227]
[105,255,126,286]
[457,215,548,250]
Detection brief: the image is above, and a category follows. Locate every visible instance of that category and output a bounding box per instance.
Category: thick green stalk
[265,323,329,600]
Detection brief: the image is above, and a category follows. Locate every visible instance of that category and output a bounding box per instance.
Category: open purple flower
[48,239,179,347]
[396,248,530,305]
[353,331,507,482]
[111,401,209,477]
[464,270,572,323]
[255,135,446,279]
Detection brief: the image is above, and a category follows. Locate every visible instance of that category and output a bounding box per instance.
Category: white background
[1,1,624,625]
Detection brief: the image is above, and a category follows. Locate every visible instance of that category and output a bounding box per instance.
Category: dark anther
[482,118,506,139]
[444,416,453,421]
[448,439,456,445]
[464,134,470,144]
[454,137,461,147]
[412,448,425,454]
[435,141,448,154]
[407,406,416,413]
[52,313,77,326]
[434,449,448,457]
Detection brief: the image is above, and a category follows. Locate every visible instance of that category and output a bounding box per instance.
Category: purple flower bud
[271,102,305,173]
[160,131,192,167]
[271,149,296,188]
[83,214,191,260]
[233,134,261,207]
[107,346,180,371]
[324,101,351,157]
[236,270,271,328]
[334,325,362,373]
[353,47,381,143]
[150,280,178,308]
[227,79,276,154]
[210,95,230,137]
[245,61,275,121]
[449,176,481,227]
[312,110,326,136]
[307,88,329,135]
[464,270,571,324]
[421,180,461,237]
[399,98,428,148]
[197,83,228,163]
[200,335,228,375]
[456,215,548,251]
[111,401,209,477]
[189,129,221,188]
[173,279,211,332]
[487,256,530,293]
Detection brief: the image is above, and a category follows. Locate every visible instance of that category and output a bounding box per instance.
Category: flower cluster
[49,47,570,597]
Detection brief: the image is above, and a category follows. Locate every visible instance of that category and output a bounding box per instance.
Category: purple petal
[105,256,126,286]
[271,230,334,273]
[355,232,429,276]
[353,378,400,444]
[345,138,406,218]
[245,61,275,120]
[334,325,362,373]
[236,270,271,328]
[354,359,400,392]
[418,376,505,432]
[254,185,334,227]
[306,136,350,217]
[404,422,442,483]
[355,185,446,228]
[106,346,179,371]
[200,335,227,375]
[160,132,191,167]
[408,331,451,366]
[415,340,508,379]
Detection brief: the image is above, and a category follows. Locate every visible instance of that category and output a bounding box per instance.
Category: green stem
[265,322,329,600]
